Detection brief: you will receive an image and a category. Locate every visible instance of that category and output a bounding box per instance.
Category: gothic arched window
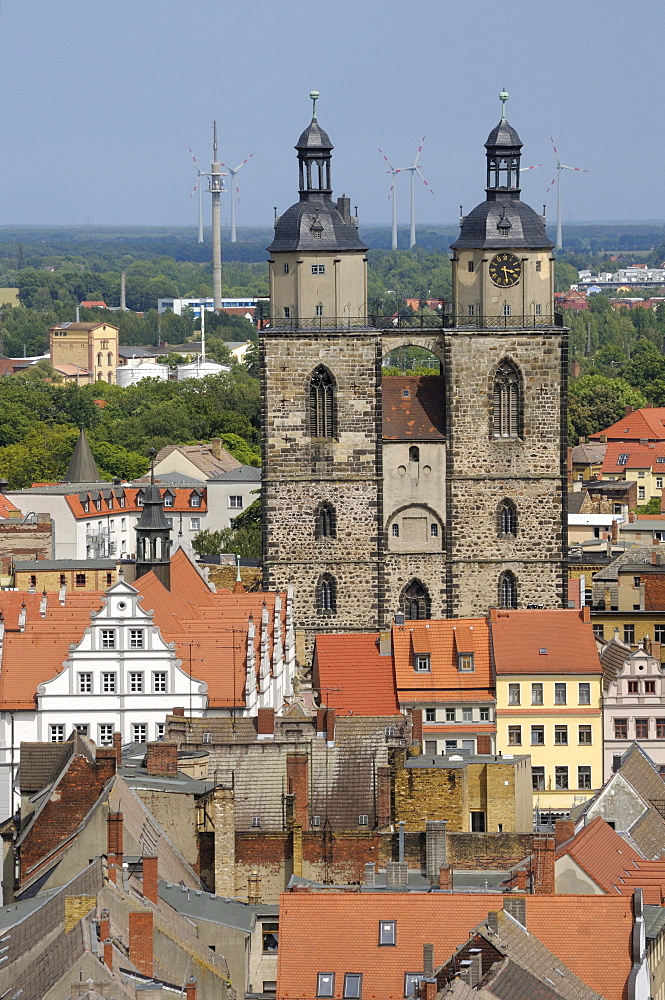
[316,502,336,539]
[498,499,518,537]
[317,573,337,614]
[492,359,522,439]
[309,366,335,438]
[499,571,518,609]
[401,579,431,620]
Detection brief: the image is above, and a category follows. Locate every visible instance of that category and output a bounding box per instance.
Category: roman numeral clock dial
[489,252,522,287]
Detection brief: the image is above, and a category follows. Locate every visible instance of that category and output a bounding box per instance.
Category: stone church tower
[261,93,567,647]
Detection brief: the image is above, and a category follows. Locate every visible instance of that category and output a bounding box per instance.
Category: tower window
[492,359,522,439]
[499,571,518,609]
[315,305,324,316]
[430,523,438,537]
[284,307,290,318]
[317,574,337,614]
[316,503,336,539]
[309,366,335,438]
[311,265,325,275]
[535,260,541,272]
[401,579,431,620]
[409,446,420,462]
[498,499,517,537]
[392,523,399,537]
[283,263,290,274]
[468,305,475,316]
[502,303,511,316]
[468,261,474,272]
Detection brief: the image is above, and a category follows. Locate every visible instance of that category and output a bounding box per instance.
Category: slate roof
[382,377,446,441]
[64,429,100,483]
[567,492,587,514]
[571,442,607,465]
[592,547,656,583]
[18,733,93,793]
[209,464,262,483]
[268,197,367,253]
[312,632,401,715]
[490,609,602,676]
[451,199,552,251]
[485,118,522,148]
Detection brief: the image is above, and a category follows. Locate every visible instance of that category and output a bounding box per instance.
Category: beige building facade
[50,320,119,384]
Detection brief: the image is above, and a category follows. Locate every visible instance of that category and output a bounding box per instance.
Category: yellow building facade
[495,673,603,815]
[49,321,119,384]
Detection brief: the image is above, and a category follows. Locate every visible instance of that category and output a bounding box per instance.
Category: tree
[568,374,647,444]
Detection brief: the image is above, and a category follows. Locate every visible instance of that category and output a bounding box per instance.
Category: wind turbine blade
[189,180,200,199]
[416,167,434,195]
[379,148,397,172]
[412,135,426,166]
[521,163,543,172]
[545,170,560,194]
[561,164,589,172]
[551,138,561,167]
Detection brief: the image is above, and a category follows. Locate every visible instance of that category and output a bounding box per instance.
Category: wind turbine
[189,147,207,243]
[397,136,434,250]
[219,153,254,243]
[546,138,588,251]
[379,147,400,250]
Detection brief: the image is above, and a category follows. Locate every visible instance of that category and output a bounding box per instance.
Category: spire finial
[149,447,156,485]
[236,554,242,583]
[499,89,509,121]
[310,89,319,121]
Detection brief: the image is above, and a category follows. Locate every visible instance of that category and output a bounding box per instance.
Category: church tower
[261,93,383,644]
[135,452,172,590]
[445,91,567,613]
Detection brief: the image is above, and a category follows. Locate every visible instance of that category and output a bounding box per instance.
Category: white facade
[158,297,262,317]
[603,638,665,778]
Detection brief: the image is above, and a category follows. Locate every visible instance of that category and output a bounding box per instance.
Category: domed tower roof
[268,91,367,255]
[451,91,553,252]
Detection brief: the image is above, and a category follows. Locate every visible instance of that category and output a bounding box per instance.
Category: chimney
[477,734,492,754]
[292,824,303,878]
[172,706,185,717]
[99,910,110,943]
[385,861,408,888]
[532,835,555,895]
[316,708,326,738]
[364,863,376,886]
[613,753,622,773]
[554,819,575,847]
[326,708,336,745]
[420,981,436,1000]
[0,479,8,495]
[248,870,262,905]
[257,707,275,737]
[120,271,127,311]
[376,766,391,827]
[426,820,447,883]
[423,944,434,978]
[211,437,223,461]
[286,753,309,827]
[142,855,158,904]
[612,518,619,543]
[379,629,392,656]
[129,911,153,977]
[107,812,124,883]
[625,405,634,416]
[410,709,423,748]
[146,741,178,778]
[629,511,636,522]
[599,434,607,443]
[103,938,113,971]
[185,977,197,1000]
[438,864,452,891]
[112,731,122,762]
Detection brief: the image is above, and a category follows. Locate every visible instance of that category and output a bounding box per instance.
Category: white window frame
[229,496,243,508]
[153,672,167,693]
[132,723,147,744]
[50,724,65,742]
[190,517,201,530]
[78,672,92,694]
[100,629,116,649]
[129,629,144,649]
[129,672,143,693]
[99,724,114,745]
[311,264,326,275]
[102,672,116,694]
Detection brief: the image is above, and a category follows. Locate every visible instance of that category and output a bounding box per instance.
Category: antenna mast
[211,120,223,310]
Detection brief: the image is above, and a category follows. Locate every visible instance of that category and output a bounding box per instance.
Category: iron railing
[266,313,565,332]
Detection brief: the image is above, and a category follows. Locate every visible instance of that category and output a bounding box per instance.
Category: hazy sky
[0,0,662,230]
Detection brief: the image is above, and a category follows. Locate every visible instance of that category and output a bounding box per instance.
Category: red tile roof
[557,817,665,902]
[490,608,602,676]
[391,618,494,703]
[276,892,634,1000]
[602,441,665,476]
[312,633,401,716]
[590,407,665,443]
[0,549,288,711]
[0,495,21,517]
[65,486,207,520]
[382,377,446,441]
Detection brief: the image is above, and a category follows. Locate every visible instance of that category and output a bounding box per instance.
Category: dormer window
[163,492,174,507]
[106,497,113,509]
[82,500,89,513]
[414,654,431,673]
[120,495,126,508]
[95,499,102,511]
[190,493,201,508]
[136,492,144,507]
[458,653,474,672]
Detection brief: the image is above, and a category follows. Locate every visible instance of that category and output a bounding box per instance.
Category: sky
[0,0,662,231]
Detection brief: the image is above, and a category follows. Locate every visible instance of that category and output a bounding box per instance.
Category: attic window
[402,389,410,398]
[617,454,629,466]
[163,493,174,507]
[358,814,369,826]
[190,493,201,508]
[251,816,261,828]
[657,457,665,464]
[458,653,474,672]
[317,974,335,998]
[414,653,431,673]
[379,921,396,946]
[136,492,144,507]
[82,500,89,512]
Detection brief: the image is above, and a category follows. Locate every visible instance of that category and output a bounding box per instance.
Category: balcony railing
[267,313,565,332]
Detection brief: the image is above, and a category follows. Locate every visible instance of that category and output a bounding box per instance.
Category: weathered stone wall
[383,552,447,620]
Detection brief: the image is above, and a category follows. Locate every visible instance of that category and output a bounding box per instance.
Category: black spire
[135,448,171,590]
[64,429,100,483]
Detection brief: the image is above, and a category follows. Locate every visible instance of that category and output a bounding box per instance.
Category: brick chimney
[185,976,198,1000]
[316,707,326,738]
[625,405,634,416]
[112,731,122,762]
[532,835,555,895]
[211,437,223,460]
[106,812,123,883]
[103,938,113,971]
[172,706,185,717]
[257,707,275,737]
[326,708,336,745]
[376,766,391,827]
[439,864,451,890]
[286,753,309,827]
[146,741,178,778]
[477,734,492,754]
[555,819,575,847]
[410,709,423,748]
[129,911,153,977]
[142,855,158,904]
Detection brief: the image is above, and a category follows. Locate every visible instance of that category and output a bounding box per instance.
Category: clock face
[489,253,522,287]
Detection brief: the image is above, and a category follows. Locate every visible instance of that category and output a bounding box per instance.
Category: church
[261,93,568,644]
